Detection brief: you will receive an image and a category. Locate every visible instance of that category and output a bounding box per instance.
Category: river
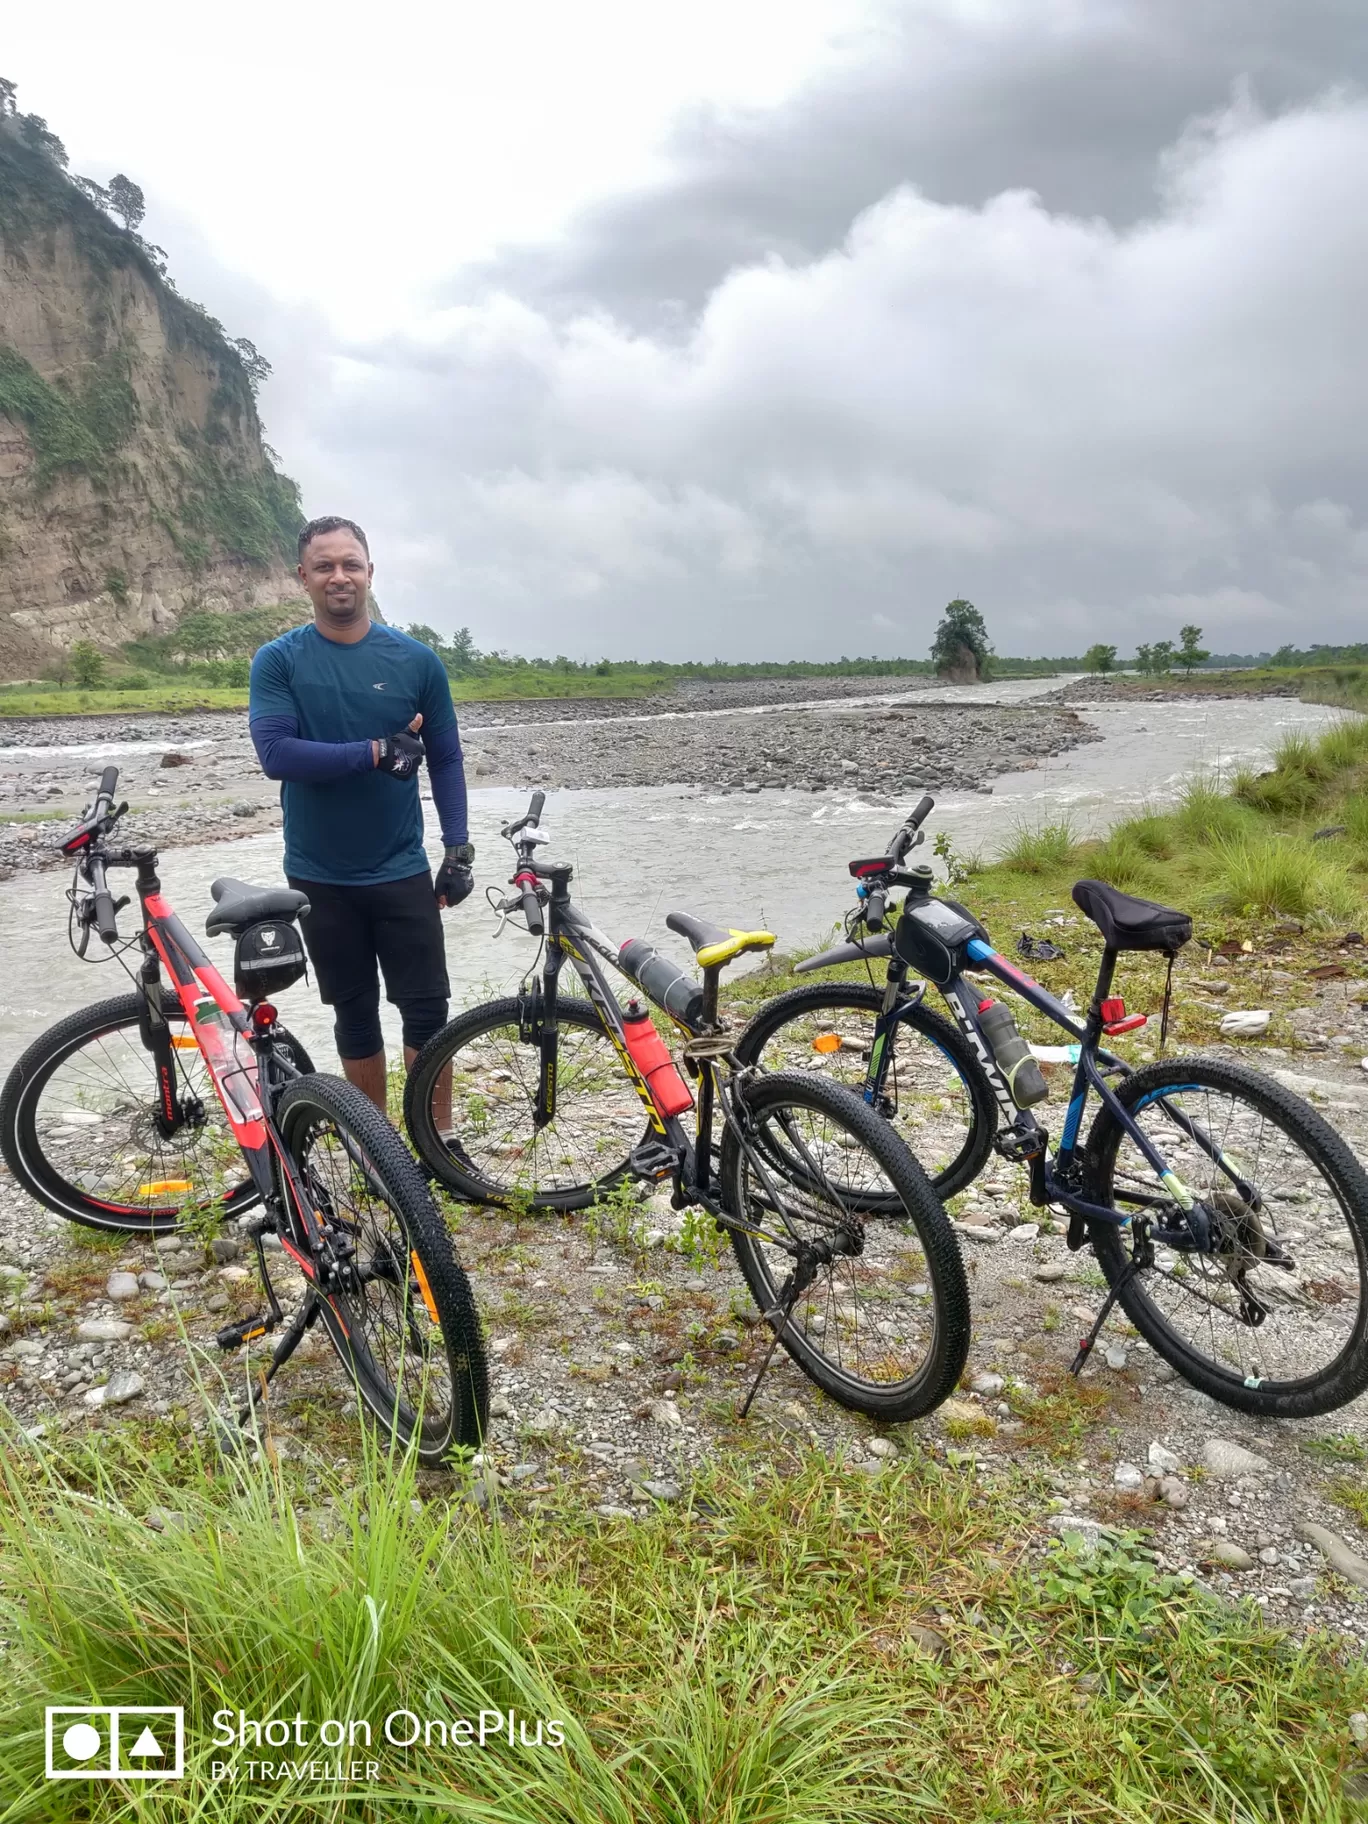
[0,685,1346,1072]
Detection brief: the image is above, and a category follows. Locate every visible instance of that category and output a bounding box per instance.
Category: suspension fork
[134,938,185,1139]
[530,936,565,1128]
[861,955,916,1107]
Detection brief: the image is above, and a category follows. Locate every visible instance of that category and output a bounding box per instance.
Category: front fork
[524,956,561,1127]
[135,944,188,1140]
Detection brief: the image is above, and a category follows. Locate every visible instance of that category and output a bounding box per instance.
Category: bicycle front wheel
[1084,1057,1368,1417]
[733,982,996,1198]
[277,1074,487,1462]
[720,1070,970,1421]
[404,995,651,1209]
[0,992,313,1233]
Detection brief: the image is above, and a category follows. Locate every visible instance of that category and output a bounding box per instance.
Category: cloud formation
[225,3,1368,659]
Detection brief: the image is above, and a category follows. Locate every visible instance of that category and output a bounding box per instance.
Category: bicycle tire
[1084,1057,1368,1418]
[276,1073,487,1461]
[720,1069,970,1420]
[0,991,313,1234]
[733,980,997,1199]
[404,995,652,1210]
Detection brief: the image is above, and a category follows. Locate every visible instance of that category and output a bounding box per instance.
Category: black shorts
[289,870,449,1056]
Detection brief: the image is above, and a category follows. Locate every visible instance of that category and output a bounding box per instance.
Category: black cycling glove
[435,846,475,907]
[375,728,425,779]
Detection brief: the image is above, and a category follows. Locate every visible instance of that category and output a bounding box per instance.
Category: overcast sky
[8,1,1368,659]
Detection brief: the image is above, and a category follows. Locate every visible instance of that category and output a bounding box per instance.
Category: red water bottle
[621,1001,694,1118]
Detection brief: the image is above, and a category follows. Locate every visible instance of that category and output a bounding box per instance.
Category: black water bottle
[977,1000,1048,1107]
[618,939,705,1025]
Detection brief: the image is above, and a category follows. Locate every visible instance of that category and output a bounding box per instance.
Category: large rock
[76,1319,132,1343]
[1200,1438,1270,1479]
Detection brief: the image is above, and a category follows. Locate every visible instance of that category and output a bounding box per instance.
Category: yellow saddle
[666,909,775,970]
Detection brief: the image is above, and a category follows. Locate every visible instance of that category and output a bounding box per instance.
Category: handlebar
[88,853,120,942]
[864,887,888,932]
[511,869,545,935]
[888,794,935,864]
[528,790,545,826]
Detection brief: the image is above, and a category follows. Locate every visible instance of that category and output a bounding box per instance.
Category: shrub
[1203,833,1360,921]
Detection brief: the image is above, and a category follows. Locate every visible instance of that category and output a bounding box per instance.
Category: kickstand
[235,1289,321,1429]
[1067,1263,1139,1378]
[738,1276,804,1420]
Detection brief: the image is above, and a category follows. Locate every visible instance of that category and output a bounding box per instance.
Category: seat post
[1089,945,1119,1023]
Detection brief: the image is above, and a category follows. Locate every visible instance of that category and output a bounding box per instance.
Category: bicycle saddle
[1072,879,1192,953]
[205,876,311,937]
[666,909,775,969]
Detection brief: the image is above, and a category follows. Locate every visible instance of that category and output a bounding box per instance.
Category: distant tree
[105,173,145,231]
[405,623,448,653]
[930,599,993,681]
[1151,639,1176,675]
[1272,643,1297,668]
[43,652,71,689]
[18,114,68,167]
[70,640,104,688]
[230,336,271,395]
[1134,643,1153,676]
[1083,642,1117,675]
[447,626,478,672]
[1177,624,1210,675]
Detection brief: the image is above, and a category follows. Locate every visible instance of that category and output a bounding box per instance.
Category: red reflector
[1104,1013,1148,1035]
[252,1002,279,1029]
[1100,997,1126,1022]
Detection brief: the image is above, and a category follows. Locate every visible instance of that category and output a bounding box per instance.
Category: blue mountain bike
[737,796,1368,1418]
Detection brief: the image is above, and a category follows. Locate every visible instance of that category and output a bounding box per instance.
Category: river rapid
[0,683,1346,1072]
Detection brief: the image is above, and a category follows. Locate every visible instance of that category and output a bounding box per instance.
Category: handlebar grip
[93,889,119,943]
[528,790,545,826]
[864,889,887,933]
[97,765,119,798]
[520,884,544,935]
[908,793,935,831]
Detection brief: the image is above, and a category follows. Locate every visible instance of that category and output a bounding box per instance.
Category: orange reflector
[410,1251,441,1323]
[171,1035,198,1050]
[812,1034,842,1054]
[138,1179,192,1197]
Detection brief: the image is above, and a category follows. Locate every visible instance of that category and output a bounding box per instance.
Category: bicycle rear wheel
[404,995,651,1209]
[1085,1057,1368,1417]
[720,1070,970,1421]
[277,1074,487,1461]
[733,982,995,1199]
[0,991,313,1233]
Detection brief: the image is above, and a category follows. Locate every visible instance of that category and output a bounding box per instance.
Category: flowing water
[0,687,1346,1073]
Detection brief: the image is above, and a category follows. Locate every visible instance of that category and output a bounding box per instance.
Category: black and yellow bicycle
[404,793,970,1421]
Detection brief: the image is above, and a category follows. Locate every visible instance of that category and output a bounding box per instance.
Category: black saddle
[205,876,311,938]
[1072,880,1192,954]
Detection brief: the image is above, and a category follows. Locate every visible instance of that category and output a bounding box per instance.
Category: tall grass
[1203,833,1358,920]
[999,818,1078,874]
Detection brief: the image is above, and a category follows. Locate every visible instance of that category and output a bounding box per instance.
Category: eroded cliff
[0,108,303,679]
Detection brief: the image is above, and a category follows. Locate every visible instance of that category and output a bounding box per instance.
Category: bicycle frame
[856,927,1229,1249]
[525,866,719,1192]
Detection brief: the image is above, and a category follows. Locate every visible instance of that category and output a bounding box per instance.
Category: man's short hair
[298,515,369,561]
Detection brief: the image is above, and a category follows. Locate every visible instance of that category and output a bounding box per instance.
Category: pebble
[1202,1540,1254,1571]
[1008,1223,1040,1243]
[1201,1438,1271,1479]
[210,1236,242,1263]
[1034,1263,1068,1283]
[1258,1546,1280,1566]
[905,1623,949,1660]
[1147,1441,1184,1475]
[649,1399,684,1430]
[1104,1346,1128,1371]
[1349,1713,1368,1747]
[956,1224,1001,1244]
[1158,1476,1189,1509]
[489,1395,513,1419]
[1113,1462,1144,1490]
[970,1372,1005,1397]
[642,1480,682,1501]
[867,1436,898,1458]
[206,1294,229,1313]
[76,1319,132,1343]
[1051,1515,1103,1552]
[106,1272,140,1302]
[138,1272,168,1292]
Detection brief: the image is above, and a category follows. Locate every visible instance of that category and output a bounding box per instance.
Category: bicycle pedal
[216,1315,275,1351]
[628,1140,680,1181]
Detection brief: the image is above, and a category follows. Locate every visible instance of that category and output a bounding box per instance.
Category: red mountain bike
[0,767,486,1462]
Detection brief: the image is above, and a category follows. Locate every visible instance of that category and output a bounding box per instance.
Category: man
[248,515,473,1111]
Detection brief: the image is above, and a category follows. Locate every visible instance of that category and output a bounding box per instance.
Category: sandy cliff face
[0,122,303,678]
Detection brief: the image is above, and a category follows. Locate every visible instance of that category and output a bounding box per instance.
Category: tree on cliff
[930,600,993,681]
[106,174,145,232]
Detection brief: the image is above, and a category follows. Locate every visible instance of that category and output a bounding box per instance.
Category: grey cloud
[459,0,1368,328]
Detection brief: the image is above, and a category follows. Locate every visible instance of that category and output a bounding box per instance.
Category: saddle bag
[233,918,308,1000]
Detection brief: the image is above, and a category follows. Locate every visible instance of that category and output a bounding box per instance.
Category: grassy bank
[1,1414,1364,1821]
[0,674,678,718]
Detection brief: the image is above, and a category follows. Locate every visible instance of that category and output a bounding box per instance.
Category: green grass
[999,818,1079,874]
[1,1413,1365,1821]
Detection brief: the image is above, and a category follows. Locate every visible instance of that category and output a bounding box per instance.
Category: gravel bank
[2,955,1367,1647]
[0,681,1096,874]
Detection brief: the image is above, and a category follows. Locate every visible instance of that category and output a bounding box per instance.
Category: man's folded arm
[250,714,374,783]
[424,721,469,846]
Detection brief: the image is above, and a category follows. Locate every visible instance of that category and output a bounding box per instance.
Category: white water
[0,689,1345,1073]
